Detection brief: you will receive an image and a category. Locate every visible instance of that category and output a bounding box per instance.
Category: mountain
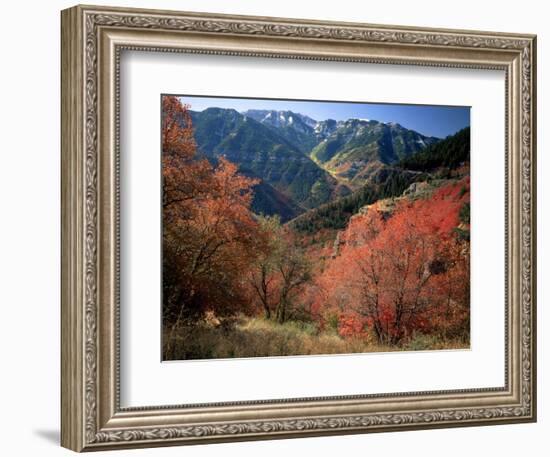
[239,110,440,189]
[187,106,448,223]
[242,109,318,153]
[190,108,349,219]
[243,109,317,130]
[313,119,338,140]
[310,119,439,186]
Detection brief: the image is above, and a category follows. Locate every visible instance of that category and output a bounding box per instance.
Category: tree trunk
[165,288,193,359]
[276,298,287,324]
[261,266,271,319]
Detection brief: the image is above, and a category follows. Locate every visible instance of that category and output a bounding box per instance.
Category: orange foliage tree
[315,180,470,345]
[162,96,266,336]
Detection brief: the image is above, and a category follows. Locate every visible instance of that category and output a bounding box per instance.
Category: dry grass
[163,316,468,361]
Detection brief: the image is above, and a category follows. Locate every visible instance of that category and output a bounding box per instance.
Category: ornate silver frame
[61,4,537,452]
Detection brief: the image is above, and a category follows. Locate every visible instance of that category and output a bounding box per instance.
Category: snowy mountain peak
[243,109,317,130]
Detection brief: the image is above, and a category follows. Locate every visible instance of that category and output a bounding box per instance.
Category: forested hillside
[398,127,470,171]
[290,167,424,233]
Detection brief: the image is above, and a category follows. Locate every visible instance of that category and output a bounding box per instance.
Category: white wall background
[0,0,545,455]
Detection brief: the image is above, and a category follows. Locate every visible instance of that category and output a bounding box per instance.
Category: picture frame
[61,4,537,452]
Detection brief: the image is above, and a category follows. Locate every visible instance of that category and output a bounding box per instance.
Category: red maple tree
[315,180,470,344]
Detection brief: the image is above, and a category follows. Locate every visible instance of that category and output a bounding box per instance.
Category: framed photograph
[61,4,537,452]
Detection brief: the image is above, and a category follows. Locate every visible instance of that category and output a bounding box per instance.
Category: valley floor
[163,316,469,361]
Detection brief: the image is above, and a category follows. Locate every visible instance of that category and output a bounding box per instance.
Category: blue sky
[176,95,470,139]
